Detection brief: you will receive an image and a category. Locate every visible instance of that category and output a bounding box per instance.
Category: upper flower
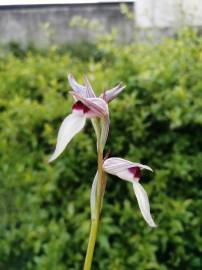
[103,157,156,227]
[67,74,125,149]
[49,76,109,163]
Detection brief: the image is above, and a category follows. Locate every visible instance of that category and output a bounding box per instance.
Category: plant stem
[83,145,103,270]
[83,219,99,270]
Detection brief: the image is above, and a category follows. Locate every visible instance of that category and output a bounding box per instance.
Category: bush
[0,29,202,270]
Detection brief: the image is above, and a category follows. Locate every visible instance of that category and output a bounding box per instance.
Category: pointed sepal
[100,83,126,103]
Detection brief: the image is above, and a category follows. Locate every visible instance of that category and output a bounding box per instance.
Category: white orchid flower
[68,74,125,149]
[68,73,125,142]
[49,77,108,163]
[103,157,157,227]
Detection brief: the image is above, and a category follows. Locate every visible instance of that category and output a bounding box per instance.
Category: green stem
[83,219,99,270]
[83,145,103,270]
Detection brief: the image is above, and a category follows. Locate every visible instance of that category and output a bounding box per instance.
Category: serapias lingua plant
[49,74,156,270]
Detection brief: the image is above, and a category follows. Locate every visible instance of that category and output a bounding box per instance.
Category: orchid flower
[103,157,156,227]
[49,76,108,163]
[67,74,125,148]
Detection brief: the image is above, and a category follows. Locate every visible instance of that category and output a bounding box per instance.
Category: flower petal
[70,91,109,118]
[68,73,86,97]
[90,171,98,220]
[103,157,153,182]
[83,76,96,98]
[133,182,157,227]
[100,83,126,103]
[49,113,86,162]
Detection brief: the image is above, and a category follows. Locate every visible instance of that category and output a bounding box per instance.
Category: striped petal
[133,182,157,227]
[70,91,109,118]
[68,73,86,97]
[49,112,86,162]
[103,157,152,183]
[83,75,96,98]
[100,83,126,103]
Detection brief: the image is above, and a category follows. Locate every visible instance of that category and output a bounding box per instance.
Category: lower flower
[103,157,157,227]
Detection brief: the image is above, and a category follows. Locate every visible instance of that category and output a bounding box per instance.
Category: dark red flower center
[128,167,141,179]
[72,101,90,113]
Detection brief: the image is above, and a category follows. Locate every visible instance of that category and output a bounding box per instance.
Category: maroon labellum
[128,167,141,179]
[72,101,90,113]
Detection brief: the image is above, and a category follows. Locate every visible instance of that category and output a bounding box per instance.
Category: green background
[0,29,202,269]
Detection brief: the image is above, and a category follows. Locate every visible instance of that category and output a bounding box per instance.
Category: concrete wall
[136,0,202,28]
[0,3,134,47]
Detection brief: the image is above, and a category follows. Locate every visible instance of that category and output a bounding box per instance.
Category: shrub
[0,29,202,269]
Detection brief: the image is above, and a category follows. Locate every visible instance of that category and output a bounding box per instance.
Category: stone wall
[0,3,134,47]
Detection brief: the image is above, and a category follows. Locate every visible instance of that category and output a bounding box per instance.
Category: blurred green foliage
[0,29,202,270]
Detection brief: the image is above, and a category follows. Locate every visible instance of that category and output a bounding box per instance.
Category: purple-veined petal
[133,181,157,227]
[100,83,126,103]
[90,171,98,220]
[83,75,96,98]
[103,157,152,183]
[68,73,86,97]
[49,112,86,162]
[70,92,109,118]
